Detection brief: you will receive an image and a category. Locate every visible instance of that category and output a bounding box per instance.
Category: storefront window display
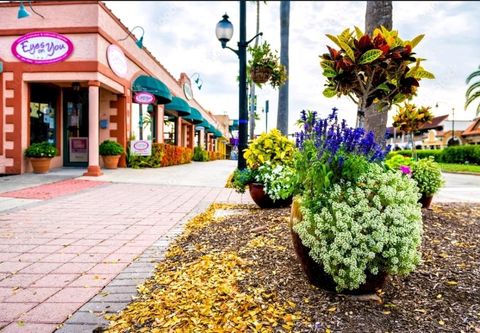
[29,84,59,145]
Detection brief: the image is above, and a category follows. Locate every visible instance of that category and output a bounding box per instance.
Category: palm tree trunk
[277,0,290,136]
[248,1,261,140]
[363,1,392,146]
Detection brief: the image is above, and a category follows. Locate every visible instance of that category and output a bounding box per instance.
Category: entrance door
[63,88,89,166]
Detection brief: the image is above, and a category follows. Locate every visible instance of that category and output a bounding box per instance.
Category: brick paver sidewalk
[0,181,251,332]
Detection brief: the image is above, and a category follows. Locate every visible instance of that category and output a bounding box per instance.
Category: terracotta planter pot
[248,183,292,209]
[289,198,388,294]
[29,157,52,174]
[250,66,272,84]
[419,193,433,209]
[102,155,121,169]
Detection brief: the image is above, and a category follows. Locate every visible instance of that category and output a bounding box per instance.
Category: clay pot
[248,183,292,209]
[250,66,272,84]
[289,198,388,294]
[29,157,52,174]
[102,155,121,169]
[419,193,433,209]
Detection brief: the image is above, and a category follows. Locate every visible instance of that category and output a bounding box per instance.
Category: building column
[175,117,182,146]
[199,129,205,148]
[157,105,164,143]
[188,124,194,149]
[83,82,103,176]
[116,94,128,168]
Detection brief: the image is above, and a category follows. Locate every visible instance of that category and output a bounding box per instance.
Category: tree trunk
[277,0,290,135]
[249,1,261,140]
[363,1,392,146]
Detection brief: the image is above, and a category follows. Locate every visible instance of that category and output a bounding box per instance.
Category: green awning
[229,119,239,131]
[183,107,204,124]
[164,96,191,117]
[213,129,223,138]
[132,75,172,104]
[196,121,214,133]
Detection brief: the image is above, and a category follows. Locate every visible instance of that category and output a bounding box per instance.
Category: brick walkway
[0,180,251,332]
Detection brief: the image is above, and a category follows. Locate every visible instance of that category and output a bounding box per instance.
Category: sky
[104,1,480,135]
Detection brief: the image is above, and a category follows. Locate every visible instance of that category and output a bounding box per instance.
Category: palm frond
[464,91,480,110]
[465,81,480,98]
[466,69,480,84]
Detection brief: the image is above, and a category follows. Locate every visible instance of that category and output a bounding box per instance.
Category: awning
[196,121,214,133]
[183,107,204,124]
[213,129,223,138]
[229,119,239,131]
[132,75,172,104]
[164,96,191,117]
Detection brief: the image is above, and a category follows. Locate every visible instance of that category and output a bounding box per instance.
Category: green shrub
[244,129,295,169]
[127,143,162,169]
[388,149,443,161]
[230,168,257,193]
[25,141,58,158]
[412,157,445,195]
[193,147,209,161]
[441,145,480,164]
[385,154,413,171]
[293,164,423,292]
[99,140,124,156]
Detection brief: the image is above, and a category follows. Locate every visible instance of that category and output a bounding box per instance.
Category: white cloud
[104,0,480,135]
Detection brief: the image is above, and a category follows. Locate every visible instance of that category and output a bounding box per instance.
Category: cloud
[104,0,480,135]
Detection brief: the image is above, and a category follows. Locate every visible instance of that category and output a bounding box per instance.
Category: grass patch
[439,163,480,174]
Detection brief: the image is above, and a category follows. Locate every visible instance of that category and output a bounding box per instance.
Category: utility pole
[264,100,269,132]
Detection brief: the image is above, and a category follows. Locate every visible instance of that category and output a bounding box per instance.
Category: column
[175,117,182,146]
[83,82,103,176]
[199,129,205,148]
[117,94,127,168]
[157,105,164,143]
[188,124,194,149]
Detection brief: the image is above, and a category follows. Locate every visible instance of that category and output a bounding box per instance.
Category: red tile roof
[462,117,480,136]
[387,114,449,134]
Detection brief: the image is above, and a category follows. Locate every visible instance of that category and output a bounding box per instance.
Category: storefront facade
[0,0,229,175]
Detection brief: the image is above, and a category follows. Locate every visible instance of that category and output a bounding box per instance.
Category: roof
[462,117,480,136]
[386,114,450,135]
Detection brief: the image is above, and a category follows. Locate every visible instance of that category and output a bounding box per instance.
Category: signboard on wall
[130,140,152,156]
[11,32,74,64]
[69,137,88,162]
[183,82,193,100]
[106,44,128,78]
[134,92,156,104]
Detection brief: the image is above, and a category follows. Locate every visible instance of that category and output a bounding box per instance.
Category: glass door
[63,88,89,166]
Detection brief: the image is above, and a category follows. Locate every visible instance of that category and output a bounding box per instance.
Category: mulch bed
[105,203,480,332]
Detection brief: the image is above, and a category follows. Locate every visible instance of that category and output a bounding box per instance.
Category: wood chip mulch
[108,203,480,332]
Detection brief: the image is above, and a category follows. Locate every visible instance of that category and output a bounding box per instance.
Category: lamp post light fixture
[190,73,203,90]
[118,26,145,49]
[216,2,262,170]
[17,0,45,19]
[435,101,459,146]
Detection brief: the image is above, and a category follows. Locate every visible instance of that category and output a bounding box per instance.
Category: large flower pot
[248,183,292,209]
[102,155,121,169]
[289,198,388,294]
[250,66,272,84]
[29,157,52,174]
[419,193,433,209]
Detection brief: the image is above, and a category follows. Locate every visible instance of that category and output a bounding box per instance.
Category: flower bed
[127,143,193,169]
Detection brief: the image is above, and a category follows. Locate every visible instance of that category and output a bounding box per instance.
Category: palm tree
[363,1,392,146]
[465,65,480,116]
[276,0,290,136]
[248,1,261,140]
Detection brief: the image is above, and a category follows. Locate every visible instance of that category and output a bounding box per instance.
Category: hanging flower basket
[250,66,272,84]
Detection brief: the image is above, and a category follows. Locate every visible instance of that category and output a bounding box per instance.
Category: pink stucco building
[0,0,230,175]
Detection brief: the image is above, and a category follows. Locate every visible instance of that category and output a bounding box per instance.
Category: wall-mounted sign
[11,32,74,64]
[130,140,152,156]
[107,44,128,78]
[69,137,88,162]
[183,82,193,100]
[134,92,156,104]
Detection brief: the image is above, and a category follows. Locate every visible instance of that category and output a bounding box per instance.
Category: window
[30,84,59,145]
[131,103,154,141]
[164,117,175,145]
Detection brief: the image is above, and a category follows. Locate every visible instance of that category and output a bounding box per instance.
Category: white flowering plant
[255,162,296,201]
[292,108,423,292]
[293,164,423,291]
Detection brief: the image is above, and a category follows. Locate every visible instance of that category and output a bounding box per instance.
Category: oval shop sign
[11,32,74,64]
[107,44,128,78]
[134,92,156,104]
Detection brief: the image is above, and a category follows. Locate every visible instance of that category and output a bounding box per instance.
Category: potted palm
[248,41,287,88]
[24,141,58,174]
[99,140,124,169]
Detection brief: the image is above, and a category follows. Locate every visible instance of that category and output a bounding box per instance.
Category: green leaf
[413,70,435,79]
[338,40,355,61]
[358,49,383,64]
[377,83,390,92]
[320,60,335,71]
[323,88,337,98]
[325,34,342,49]
[410,34,425,49]
[354,26,363,39]
[391,36,404,48]
[322,68,337,78]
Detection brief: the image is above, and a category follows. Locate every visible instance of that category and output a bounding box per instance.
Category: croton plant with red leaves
[320,26,435,111]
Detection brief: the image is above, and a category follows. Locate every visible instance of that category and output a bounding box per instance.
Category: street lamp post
[436,101,458,146]
[216,1,262,170]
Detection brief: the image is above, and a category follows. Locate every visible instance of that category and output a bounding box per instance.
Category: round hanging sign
[11,31,74,64]
[107,44,128,78]
[134,92,156,104]
[183,82,193,100]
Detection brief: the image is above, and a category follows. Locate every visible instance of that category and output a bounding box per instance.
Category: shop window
[131,103,154,140]
[164,117,175,145]
[30,84,59,145]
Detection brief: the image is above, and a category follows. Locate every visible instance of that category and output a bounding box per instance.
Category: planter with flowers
[291,108,423,294]
[24,141,58,174]
[247,41,287,89]
[231,129,296,208]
